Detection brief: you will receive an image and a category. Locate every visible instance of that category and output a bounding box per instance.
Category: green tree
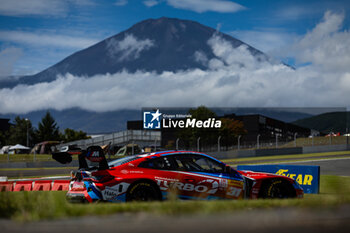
[63,128,90,143]
[0,131,8,147]
[219,118,247,149]
[177,106,219,149]
[6,117,35,146]
[36,111,61,142]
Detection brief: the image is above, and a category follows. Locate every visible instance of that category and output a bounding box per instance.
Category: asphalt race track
[0,167,74,178]
[278,157,350,176]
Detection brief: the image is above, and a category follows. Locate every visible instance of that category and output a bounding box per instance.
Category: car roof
[136,150,223,164]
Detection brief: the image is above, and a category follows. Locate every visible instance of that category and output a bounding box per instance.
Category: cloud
[274,6,319,21]
[207,34,267,69]
[143,0,160,7]
[166,0,245,13]
[114,0,128,6]
[280,11,350,72]
[0,0,94,17]
[0,30,98,49]
[0,47,22,77]
[106,34,155,61]
[0,11,350,114]
[194,51,208,66]
[229,29,299,53]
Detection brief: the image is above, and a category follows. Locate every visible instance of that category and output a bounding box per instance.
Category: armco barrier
[0,181,14,191]
[52,180,70,191]
[33,180,52,191]
[210,144,349,159]
[256,147,303,156]
[13,181,33,191]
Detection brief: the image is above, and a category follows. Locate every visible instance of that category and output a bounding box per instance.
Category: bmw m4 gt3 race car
[52,146,303,203]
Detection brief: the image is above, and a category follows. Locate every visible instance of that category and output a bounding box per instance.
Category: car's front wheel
[259,179,296,198]
[126,181,161,202]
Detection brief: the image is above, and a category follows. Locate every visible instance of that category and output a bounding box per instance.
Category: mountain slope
[293,112,350,134]
[3,17,268,88]
[0,108,314,134]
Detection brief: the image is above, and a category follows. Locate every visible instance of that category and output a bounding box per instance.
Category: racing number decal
[226,186,242,197]
[226,179,243,198]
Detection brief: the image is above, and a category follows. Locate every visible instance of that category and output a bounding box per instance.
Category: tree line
[173,106,247,150]
[0,111,89,147]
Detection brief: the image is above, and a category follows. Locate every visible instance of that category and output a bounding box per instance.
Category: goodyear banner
[237,165,320,194]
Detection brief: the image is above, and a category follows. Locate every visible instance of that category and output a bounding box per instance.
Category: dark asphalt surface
[232,156,350,176]
[283,157,350,176]
[0,168,75,178]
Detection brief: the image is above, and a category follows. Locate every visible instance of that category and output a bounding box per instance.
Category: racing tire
[259,179,296,199]
[126,181,161,202]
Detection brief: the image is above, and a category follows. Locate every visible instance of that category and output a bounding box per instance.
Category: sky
[0,0,350,113]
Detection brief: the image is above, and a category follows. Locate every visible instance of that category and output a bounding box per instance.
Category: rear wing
[52,145,109,170]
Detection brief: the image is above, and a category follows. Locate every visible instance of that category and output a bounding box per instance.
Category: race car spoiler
[52,145,109,170]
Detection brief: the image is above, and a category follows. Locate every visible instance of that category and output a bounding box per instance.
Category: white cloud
[194,51,208,66]
[0,0,94,17]
[143,0,160,7]
[166,0,245,13]
[274,6,318,21]
[1,11,350,114]
[0,47,22,77]
[114,0,128,6]
[106,34,155,61]
[282,11,350,72]
[229,29,299,53]
[208,34,267,69]
[0,30,98,49]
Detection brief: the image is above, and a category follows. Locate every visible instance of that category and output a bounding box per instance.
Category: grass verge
[1,175,350,222]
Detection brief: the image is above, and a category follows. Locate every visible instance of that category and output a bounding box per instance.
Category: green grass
[1,175,350,222]
[222,151,350,164]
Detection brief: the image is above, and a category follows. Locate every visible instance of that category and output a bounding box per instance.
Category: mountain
[293,112,350,134]
[0,17,284,133]
[0,108,141,134]
[0,108,316,134]
[1,17,269,88]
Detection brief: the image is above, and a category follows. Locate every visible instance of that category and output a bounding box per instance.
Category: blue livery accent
[192,171,243,181]
[84,181,103,199]
[237,164,320,194]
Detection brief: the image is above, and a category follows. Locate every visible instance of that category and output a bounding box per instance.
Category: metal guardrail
[58,130,161,149]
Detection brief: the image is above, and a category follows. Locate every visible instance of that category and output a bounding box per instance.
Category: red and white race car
[52,146,303,202]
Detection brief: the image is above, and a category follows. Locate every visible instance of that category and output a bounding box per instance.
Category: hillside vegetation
[293,112,350,134]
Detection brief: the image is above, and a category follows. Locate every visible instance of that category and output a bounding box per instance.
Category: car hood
[237,170,291,181]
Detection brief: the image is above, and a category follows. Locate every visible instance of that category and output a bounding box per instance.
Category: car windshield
[108,155,139,167]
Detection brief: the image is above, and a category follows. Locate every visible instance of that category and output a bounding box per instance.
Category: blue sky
[0,0,349,76]
[1,0,350,113]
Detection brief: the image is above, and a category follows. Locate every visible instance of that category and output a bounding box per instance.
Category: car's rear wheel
[126,181,161,202]
[259,179,296,198]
